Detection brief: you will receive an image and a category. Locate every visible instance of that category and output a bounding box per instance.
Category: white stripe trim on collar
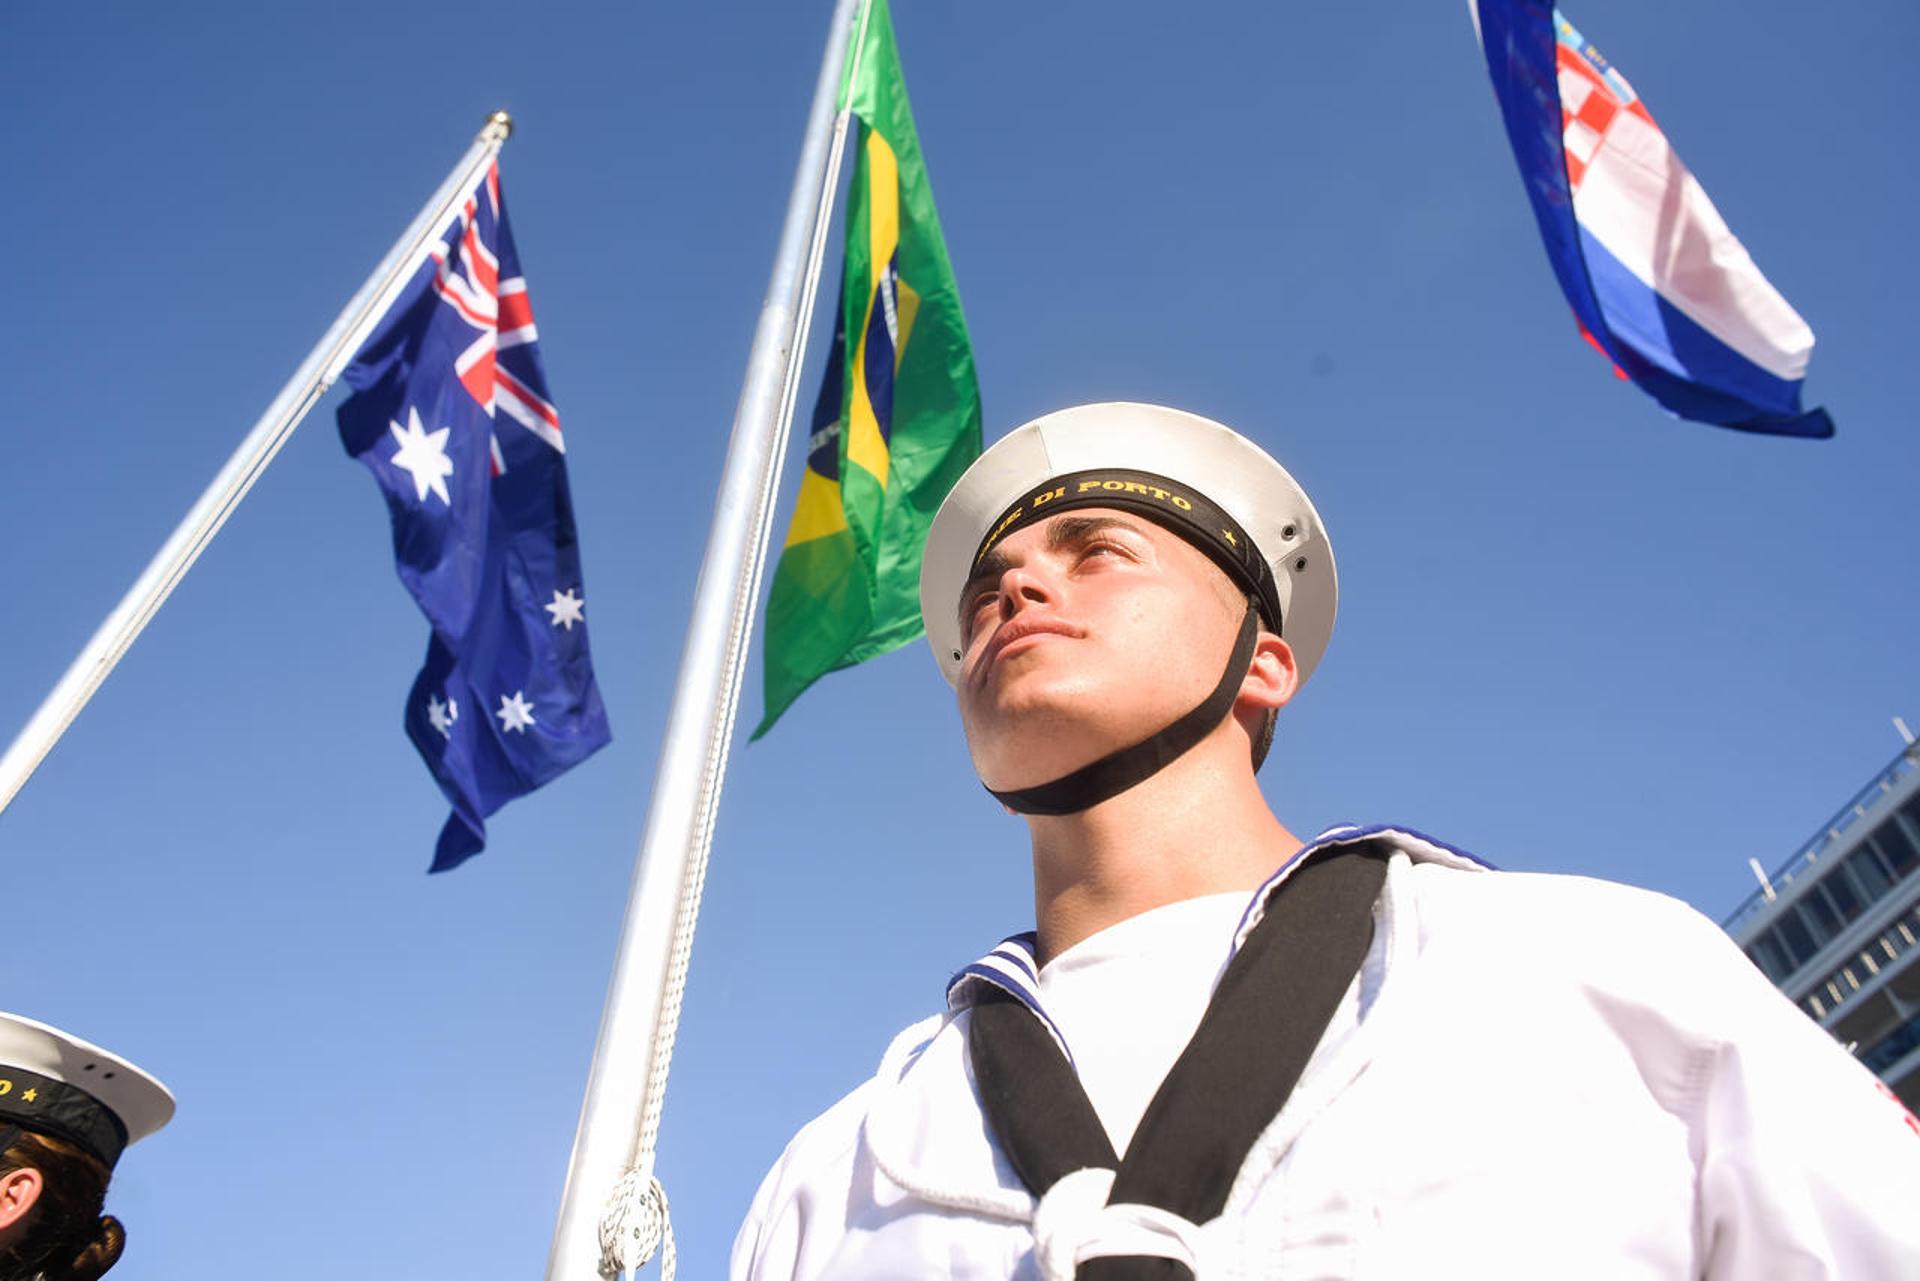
[943,824,1494,1063]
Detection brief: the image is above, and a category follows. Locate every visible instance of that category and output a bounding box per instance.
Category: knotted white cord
[590,659,723,1280]
[1031,1168,1119,1281]
[1029,1167,1210,1281]
[590,433,741,1277]
[598,1169,676,1280]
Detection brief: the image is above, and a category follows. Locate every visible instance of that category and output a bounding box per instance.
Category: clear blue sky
[5,1,1915,1275]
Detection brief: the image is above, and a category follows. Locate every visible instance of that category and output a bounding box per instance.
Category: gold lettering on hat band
[980,472,1227,567]
[967,467,1284,636]
[975,504,1025,563]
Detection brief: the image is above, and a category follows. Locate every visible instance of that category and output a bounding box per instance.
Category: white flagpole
[545,0,870,1276]
[0,111,516,819]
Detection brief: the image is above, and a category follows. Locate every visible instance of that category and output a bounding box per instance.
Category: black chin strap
[987,603,1260,816]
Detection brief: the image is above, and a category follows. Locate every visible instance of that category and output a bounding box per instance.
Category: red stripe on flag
[1578,324,1630,379]
[461,348,497,406]
[434,275,495,330]
[498,291,534,334]
[464,223,499,296]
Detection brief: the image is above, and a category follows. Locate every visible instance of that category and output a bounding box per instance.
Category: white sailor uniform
[731,826,1920,1280]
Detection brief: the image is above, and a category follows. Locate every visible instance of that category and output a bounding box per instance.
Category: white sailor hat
[920,402,1337,686]
[0,1012,174,1170]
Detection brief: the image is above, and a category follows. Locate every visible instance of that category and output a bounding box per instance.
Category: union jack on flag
[337,161,610,872]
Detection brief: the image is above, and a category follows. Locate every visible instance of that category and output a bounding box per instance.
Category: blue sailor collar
[943,824,1493,1062]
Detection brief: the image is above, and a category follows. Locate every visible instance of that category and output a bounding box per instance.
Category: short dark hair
[1252,706,1278,772]
[0,1128,125,1280]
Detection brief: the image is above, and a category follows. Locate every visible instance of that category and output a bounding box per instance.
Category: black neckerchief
[968,841,1391,1279]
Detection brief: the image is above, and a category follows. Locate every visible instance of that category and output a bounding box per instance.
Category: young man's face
[953,507,1253,791]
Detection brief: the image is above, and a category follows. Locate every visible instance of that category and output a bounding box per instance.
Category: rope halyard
[584,6,874,1275]
[553,6,870,1276]
[598,1168,676,1280]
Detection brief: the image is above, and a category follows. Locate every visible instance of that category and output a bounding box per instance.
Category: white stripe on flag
[1572,109,1814,380]
[498,383,565,453]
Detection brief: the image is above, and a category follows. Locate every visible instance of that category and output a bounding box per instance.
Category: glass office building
[1723,739,1920,1109]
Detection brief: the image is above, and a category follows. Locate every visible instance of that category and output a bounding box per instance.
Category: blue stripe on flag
[1578,228,1827,431]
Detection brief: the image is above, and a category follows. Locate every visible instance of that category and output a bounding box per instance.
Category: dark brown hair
[0,1128,124,1281]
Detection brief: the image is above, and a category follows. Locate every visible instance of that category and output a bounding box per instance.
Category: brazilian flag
[754,0,982,738]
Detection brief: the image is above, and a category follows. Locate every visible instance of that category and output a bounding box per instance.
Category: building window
[1824,871,1864,922]
[1747,933,1793,984]
[1778,912,1819,966]
[1860,1009,1920,1075]
[1799,896,1920,1022]
[1874,900,1920,967]
[1876,819,1919,878]
[1846,846,1894,899]
[1800,894,1842,946]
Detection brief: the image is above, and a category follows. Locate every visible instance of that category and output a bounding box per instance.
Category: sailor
[732,403,1920,1279]
[0,1013,173,1281]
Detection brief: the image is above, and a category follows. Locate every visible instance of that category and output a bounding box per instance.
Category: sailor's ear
[0,1166,43,1233]
[1238,632,1297,713]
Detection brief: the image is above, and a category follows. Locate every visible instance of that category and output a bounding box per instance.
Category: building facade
[1723,740,1920,1110]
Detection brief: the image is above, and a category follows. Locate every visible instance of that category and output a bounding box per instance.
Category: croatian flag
[337,163,611,871]
[1474,0,1833,438]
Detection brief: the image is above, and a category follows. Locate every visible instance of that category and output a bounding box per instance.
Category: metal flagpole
[0,111,516,819]
[545,0,869,1275]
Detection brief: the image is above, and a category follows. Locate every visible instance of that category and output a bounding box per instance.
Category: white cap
[920,403,1337,687]
[0,1012,174,1169]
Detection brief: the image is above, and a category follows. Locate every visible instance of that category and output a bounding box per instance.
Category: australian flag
[337,162,610,871]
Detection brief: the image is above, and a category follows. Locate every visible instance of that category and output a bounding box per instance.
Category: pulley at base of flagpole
[597,1167,675,1280]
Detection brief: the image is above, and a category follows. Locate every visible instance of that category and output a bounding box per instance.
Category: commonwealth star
[496,690,537,734]
[388,405,455,505]
[544,588,585,630]
[426,693,458,739]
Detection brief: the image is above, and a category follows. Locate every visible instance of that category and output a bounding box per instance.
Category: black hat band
[0,1068,128,1170]
[971,468,1283,635]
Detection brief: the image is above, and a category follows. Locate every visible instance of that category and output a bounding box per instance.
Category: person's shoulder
[1407,851,1725,950]
[759,1011,946,1181]
[731,1012,951,1279]
[1402,851,1772,1035]
[764,1069,887,1183]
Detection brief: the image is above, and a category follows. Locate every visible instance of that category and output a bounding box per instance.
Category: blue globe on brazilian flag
[755,0,982,738]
